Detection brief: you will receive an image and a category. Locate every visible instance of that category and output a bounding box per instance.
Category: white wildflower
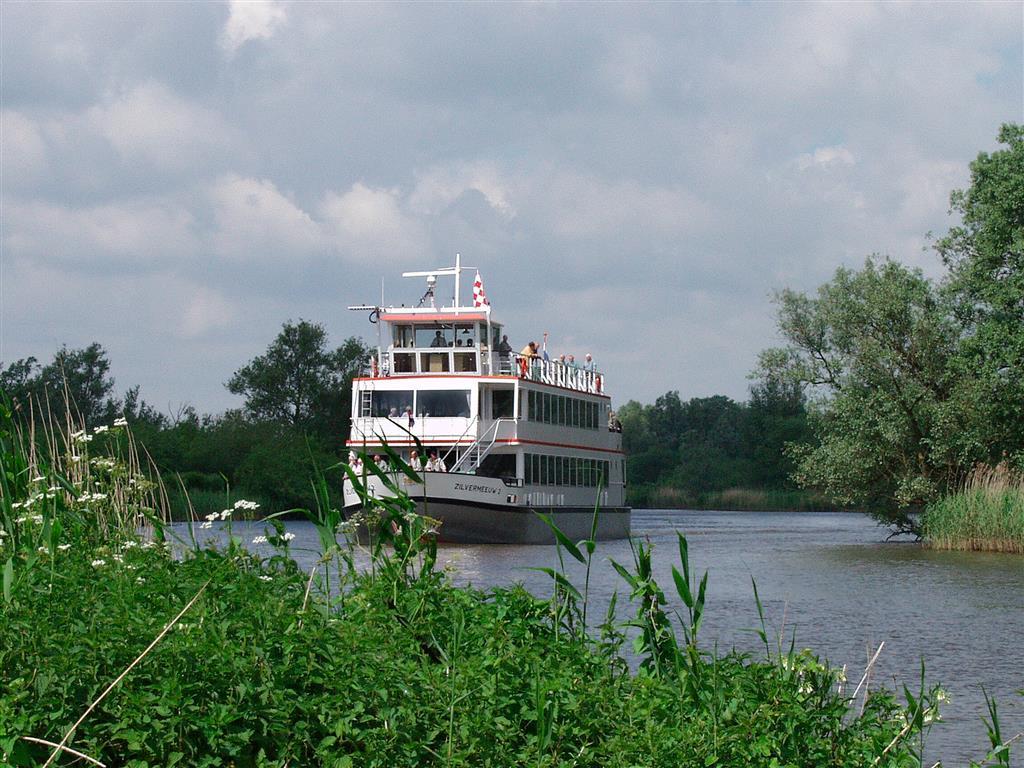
[281,532,296,543]
[219,509,232,521]
[94,425,109,434]
[74,432,93,444]
[31,514,43,524]
[114,417,128,428]
[135,576,145,584]
[57,543,71,551]
[37,546,49,554]
[252,535,268,544]
[123,540,138,549]
[233,499,260,511]
[204,512,219,522]
[91,558,107,567]
[259,575,272,582]
[200,522,213,530]
[31,475,45,483]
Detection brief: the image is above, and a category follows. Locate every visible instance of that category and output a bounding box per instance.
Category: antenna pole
[454,252,461,312]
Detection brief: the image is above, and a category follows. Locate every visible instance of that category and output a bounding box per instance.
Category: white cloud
[87,81,238,171]
[409,162,515,218]
[532,171,714,239]
[797,145,856,171]
[209,174,323,259]
[221,0,288,55]
[1,111,48,182]
[320,183,428,260]
[181,285,238,338]
[3,198,198,265]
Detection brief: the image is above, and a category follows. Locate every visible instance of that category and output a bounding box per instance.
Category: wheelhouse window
[415,325,455,348]
[416,390,471,418]
[368,390,414,418]
[393,325,415,348]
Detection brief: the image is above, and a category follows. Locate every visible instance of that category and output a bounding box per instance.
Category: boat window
[492,388,514,418]
[370,390,414,418]
[477,453,516,479]
[454,352,477,372]
[455,324,475,345]
[392,352,415,373]
[415,324,455,348]
[416,390,471,418]
[393,325,415,349]
[420,352,450,373]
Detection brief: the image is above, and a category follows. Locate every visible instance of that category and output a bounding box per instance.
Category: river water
[192,510,1024,765]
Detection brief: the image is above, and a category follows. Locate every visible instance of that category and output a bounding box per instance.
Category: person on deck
[584,353,594,371]
[425,450,447,472]
[498,335,512,356]
[520,341,539,358]
[430,330,446,347]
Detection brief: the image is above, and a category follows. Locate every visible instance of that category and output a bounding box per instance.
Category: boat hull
[403,499,630,544]
[343,472,630,544]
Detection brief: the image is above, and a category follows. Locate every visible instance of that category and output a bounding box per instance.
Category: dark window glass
[492,389,514,418]
[371,390,414,417]
[416,390,471,417]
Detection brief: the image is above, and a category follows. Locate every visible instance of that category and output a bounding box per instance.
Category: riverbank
[923,465,1024,554]
[628,484,837,512]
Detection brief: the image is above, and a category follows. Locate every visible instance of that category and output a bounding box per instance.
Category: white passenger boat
[343,255,630,544]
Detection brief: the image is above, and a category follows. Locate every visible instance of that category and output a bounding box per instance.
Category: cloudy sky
[2,1,1021,414]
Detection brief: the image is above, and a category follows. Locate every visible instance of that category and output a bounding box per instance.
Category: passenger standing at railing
[498,335,512,356]
[584,353,594,371]
[567,354,579,368]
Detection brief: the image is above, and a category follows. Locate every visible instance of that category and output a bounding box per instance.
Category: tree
[936,123,1024,469]
[227,320,370,445]
[1,343,119,427]
[756,258,967,532]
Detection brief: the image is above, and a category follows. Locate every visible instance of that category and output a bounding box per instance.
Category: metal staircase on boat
[449,418,512,474]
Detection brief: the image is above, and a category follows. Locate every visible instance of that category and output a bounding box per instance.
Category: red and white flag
[472,271,490,307]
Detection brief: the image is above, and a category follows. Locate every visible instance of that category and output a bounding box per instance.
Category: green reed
[923,463,1024,553]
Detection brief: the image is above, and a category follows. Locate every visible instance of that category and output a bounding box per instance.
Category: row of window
[527,390,601,430]
[361,389,472,418]
[525,453,610,487]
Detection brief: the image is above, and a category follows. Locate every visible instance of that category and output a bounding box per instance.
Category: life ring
[371,358,379,377]
[595,374,602,392]
[519,356,528,377]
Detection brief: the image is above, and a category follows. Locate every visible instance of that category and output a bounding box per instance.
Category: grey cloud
[1,1,1021,412]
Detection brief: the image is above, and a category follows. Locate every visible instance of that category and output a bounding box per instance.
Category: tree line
[1,322,370,513]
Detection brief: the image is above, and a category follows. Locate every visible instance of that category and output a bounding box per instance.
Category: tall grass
[923,463,1024,553]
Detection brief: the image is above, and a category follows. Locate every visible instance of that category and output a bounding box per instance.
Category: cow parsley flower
[252,535,268,544]
[91,558,107,568]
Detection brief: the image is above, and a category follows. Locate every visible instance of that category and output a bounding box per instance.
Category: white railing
[508,354,605,394]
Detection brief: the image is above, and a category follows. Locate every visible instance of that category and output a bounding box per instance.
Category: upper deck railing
[362,349,607,395]
[508,354,606,395]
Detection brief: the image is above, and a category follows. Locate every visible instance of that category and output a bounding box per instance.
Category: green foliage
[937,123,1024,471]
[227,320,370,446]
[1,343,120,428]
[0,409,965,767]
[756,125,1024,534]
[758,257,961,532]
[618,388,813,509]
